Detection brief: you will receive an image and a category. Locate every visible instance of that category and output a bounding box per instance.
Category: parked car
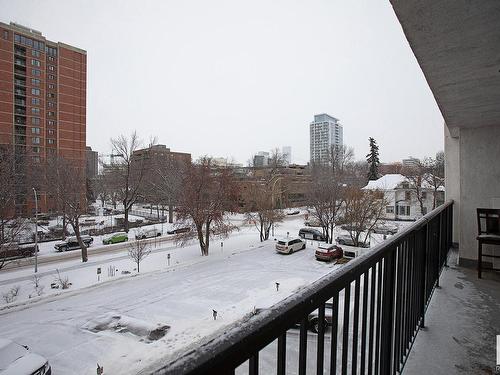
[315,244,343,262]
[0,242,38,260]
[0,338,51,374]
[298,228,326,241]
[340,224,369,232]
[54,235,93,252]
[166,227,190,235]
[102,232,128,245]
[103,207,113,216]
[336,235,370,248]
[343,247,368,259]
[308,302,335,333]
[286,210,300,216]
[275,237,305,254]
[135,228,162,240]
[372,223,398,235]
[304,219,322,227]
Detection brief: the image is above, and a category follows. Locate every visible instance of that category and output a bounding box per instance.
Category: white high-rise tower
[309,114,343,164]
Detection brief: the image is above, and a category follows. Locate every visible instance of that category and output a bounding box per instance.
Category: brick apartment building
[0,22,86,215]
[132,144,191,166]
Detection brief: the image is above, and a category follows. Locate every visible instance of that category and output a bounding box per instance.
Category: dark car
[286,210,300,216]
[54,235,93,252]
[308,302,335,333]
[0,242,38,260]
[315,244,343,262]
[298,228,326,241]
[167,227,191,235]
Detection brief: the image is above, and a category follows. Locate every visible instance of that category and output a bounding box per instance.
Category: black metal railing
[148,201,453,375]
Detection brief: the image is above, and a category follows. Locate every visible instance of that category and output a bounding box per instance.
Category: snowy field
[0,213,410,374]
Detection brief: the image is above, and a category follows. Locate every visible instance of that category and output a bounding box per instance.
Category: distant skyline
[0,0,445,164]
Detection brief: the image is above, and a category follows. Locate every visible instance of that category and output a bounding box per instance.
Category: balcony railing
[152,201,453,375]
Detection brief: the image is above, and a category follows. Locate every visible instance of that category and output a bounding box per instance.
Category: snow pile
[82,312,170,342]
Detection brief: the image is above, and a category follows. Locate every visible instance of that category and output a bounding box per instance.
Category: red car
[315,244,343,262]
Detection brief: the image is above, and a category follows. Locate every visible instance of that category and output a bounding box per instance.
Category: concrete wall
[444,124,460,244]
[447,124,500,264]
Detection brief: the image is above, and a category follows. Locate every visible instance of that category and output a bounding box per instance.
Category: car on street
[336,235,370,248]
[0,338,51,374]
[135,228,161,240]
[275,237,305,254]
[372,223,399,235]
[298,228,326,241]
[54,235,93,252]
[0,242,38,260]
[166,227,190,235]
[315,244,343,262]
[102,232,128,245]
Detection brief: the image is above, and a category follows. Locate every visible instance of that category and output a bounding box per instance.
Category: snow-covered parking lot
[0,215,408,374]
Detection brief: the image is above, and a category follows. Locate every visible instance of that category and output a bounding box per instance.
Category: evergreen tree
[366,137,380,180]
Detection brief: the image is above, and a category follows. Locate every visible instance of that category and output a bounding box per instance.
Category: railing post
[379,251,396,375]
[437,212,442,288]
[420,223,428,329]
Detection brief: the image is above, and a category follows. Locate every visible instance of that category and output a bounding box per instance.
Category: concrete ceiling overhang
[390,1,500,130]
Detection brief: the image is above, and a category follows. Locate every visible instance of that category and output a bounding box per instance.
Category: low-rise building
[363,174,444,221]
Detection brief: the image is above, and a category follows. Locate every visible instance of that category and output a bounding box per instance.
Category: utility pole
[33,188,38,273]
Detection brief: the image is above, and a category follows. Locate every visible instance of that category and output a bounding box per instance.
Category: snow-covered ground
[0,213,411,374]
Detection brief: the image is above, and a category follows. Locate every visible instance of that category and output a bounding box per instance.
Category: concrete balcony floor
[404,249,500,374]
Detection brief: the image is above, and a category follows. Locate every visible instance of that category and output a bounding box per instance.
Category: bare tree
[244,181,285,241]
[402,161,427,216]
[308,145,354,243]
[340,187,387,247]
[0,147,31,269]
[243,149,287,241]
[109,132,154,232]
[423,151,445,209]
[176,157,240,256]
[128,238,150,272]
[46,156,89,262]
[146,154,185,224]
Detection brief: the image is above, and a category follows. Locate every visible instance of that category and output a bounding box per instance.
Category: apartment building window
[31,117,40,125]
[31,98,40,105]
[32,137,40,145]
[386,206,394,214]
[48,129,55,135]
[31,59,40,67]
[46,46,57,57]
[48,74,55,80]
[31,88,40,96]
[2,30,8,40]
[32,156,40,163]
[47,139,55,145]
[32,147,41,153]
[405,191,411,200]
[397,206,410,216]
[48,120,56,126]
[32,69,41,76]
[48,111,55,117]
[32,50,40,58]
[31,108,40,115]
[48,56,55,62]
[48,65,55,71]
[48,148,56,155]
[48,84,55,89]
[47,92,55,98]
[31,127,41,134]
[31,78,40,86]
[48,101,55,108]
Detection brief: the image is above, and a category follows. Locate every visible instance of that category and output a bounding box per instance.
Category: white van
[135,228,161,240]
[275,237,306,254]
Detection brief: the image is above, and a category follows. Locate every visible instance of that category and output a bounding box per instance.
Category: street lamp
[32,188,38,273]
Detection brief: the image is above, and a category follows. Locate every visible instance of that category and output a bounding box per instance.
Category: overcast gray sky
[1,0,444,164]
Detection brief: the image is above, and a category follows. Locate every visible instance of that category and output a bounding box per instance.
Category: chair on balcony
[477,208,500,278]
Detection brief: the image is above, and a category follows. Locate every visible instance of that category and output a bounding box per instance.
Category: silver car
[0,339,51,374]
